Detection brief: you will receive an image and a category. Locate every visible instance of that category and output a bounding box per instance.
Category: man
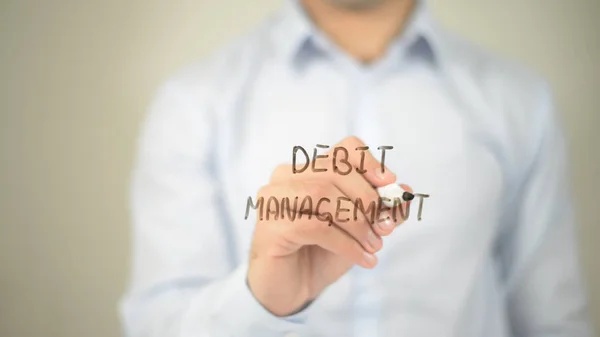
[120,0,593,336]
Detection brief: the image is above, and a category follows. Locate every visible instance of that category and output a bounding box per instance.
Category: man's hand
[247,136,411,316]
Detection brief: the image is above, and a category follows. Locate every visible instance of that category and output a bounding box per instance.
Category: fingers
[270,166,401,237]
[274,136,396,187]
[332,136,396,187]
[293,217,378,269]
[330,172,398,237]
[258,180,383,254]
[271,164,381,223]
[271,136,396,192]
[270,136,405,237]
[256,183,378,269]
[258,136,411,266]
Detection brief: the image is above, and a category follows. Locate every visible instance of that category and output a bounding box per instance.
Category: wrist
[246,270,312,317]
[246,280,310,317]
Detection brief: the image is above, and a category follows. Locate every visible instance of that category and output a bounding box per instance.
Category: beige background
[1,0,598,336]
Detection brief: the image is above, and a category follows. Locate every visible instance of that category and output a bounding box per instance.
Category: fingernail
[375,168,388,180]
[366,230,381,251]
[375,166,397,181]
[377,211,395,232]
[363,251,377,266]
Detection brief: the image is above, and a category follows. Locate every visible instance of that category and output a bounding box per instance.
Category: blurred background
[1,0,599,336]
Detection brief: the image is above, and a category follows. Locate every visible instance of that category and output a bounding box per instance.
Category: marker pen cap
[376,183,414,208]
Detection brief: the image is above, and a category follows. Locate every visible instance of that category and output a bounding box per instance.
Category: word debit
[293,145,423,206]
[245,145,430,223]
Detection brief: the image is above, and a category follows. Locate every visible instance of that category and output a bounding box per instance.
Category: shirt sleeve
[499,83,594,337]
[119,76,310,337]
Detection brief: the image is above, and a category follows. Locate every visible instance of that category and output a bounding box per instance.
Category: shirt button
[283,332,299,337]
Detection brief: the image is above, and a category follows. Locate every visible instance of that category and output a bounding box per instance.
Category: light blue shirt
[120,1,592,336]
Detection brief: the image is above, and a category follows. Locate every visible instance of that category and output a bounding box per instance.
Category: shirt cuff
[187,263,310,337]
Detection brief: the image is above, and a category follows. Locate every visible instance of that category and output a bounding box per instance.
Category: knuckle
[292,218,320,238]
[256,184,272,198]
[343,135,364,148]
[361,187,380,203]
[301,180,330,198]
[270,164,291,183]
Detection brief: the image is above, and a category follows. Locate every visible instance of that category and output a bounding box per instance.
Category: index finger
[328,136,397,187]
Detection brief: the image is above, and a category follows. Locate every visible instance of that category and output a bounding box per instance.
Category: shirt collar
[272,0,443,70]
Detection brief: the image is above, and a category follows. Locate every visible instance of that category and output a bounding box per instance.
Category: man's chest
[224,69,505,249]
[215,72,507,331]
